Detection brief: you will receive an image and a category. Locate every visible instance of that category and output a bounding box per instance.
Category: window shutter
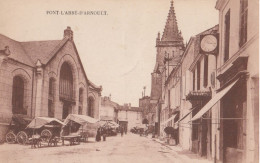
[185,70,190,96]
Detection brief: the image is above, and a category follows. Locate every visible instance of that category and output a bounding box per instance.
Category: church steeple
[161,0,183,43]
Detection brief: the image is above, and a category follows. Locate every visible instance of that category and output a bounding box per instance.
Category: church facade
[0,27,102,136]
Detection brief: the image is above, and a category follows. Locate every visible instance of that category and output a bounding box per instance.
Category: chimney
[64,26,73,40]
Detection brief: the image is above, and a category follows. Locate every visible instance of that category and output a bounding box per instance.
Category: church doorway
[62,101,72,119]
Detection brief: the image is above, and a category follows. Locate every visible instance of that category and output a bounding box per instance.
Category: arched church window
[12,76,26,114]
[88,97,94,117]
[59,62,74,101]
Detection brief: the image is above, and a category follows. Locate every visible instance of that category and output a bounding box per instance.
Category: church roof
[0,33,68,66]
[20,39,67,65]
[161,1,183,43]
[0,34,35,66]
[0,27,102,93]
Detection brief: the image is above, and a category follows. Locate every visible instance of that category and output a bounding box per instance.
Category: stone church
[150,1,185,135]
[0,27,102,132]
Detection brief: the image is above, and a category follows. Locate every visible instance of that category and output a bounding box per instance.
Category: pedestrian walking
[102,128,107,141]
[120,126,124,137]
[96,128,101,142]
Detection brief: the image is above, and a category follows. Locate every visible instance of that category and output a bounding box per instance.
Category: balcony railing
[59,91,76,102]
[186,91,211,101]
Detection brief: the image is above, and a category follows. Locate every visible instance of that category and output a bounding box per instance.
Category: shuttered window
[239,0,248,47]
[224,10,230,62]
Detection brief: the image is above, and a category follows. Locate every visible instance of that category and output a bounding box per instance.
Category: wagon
[26,117,65,146]
[61,114,99,145]
[5,114,32,144]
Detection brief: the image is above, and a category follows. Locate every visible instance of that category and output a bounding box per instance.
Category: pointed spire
[161,0,183,42]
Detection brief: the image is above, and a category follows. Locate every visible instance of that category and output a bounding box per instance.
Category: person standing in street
[120,126,124,137]
[96,128,101,142]
[102,127,107,141]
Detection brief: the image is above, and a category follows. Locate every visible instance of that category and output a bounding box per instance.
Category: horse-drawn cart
[26,117,65,147]
[5,115,32,144]
[61,114,99,145]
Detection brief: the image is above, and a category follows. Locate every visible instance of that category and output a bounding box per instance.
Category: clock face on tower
[200,34,218,53]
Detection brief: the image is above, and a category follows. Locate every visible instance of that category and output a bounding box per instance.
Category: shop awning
[161,113,178,125]
[191,79,239,121]
[27,117,65,129]
[176,107,197,124]
[64,114,99,126]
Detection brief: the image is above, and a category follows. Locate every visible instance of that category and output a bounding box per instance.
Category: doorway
[63,102,72,119]
[222,80,246,163]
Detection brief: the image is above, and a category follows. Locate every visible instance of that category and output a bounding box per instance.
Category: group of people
[119,126,127,137]
[96,127,107,142]
[95,125,128,142]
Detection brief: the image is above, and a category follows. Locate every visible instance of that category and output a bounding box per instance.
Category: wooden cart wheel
[6,132,16,144]
[16,131,28,145]
[41,129,52,143]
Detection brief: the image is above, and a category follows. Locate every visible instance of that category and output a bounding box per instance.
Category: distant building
[99,96,118,122]
[0,27,102,138]
[117,103,142,131]
[139,96,156,125]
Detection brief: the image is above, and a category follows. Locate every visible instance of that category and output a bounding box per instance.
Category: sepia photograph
[0,0,259,163]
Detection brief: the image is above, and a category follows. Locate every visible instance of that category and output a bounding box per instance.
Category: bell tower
[155,0,184,68]
[151,0,184,100]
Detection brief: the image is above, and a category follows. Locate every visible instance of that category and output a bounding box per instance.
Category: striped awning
[191,79,239,121]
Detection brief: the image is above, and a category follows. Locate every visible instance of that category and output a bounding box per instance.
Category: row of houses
[150,0,258,163]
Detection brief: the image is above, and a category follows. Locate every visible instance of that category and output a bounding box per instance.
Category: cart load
[61,114,99,143]
[25,117,65,145]
[105,121,119,128]
[103,121,119,135]
[98,121,119,136]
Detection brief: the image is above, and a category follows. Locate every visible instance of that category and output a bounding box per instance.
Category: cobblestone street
[0,133,211,163]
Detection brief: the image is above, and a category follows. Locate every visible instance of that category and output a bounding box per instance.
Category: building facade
[213,0,259,162]
[117,104,142,132]
[139,96,156,125]
[187,25,219,158]
[100,96,118,122]
[0,27,102,138]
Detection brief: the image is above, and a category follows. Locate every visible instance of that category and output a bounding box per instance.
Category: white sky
[0,0,218,106]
